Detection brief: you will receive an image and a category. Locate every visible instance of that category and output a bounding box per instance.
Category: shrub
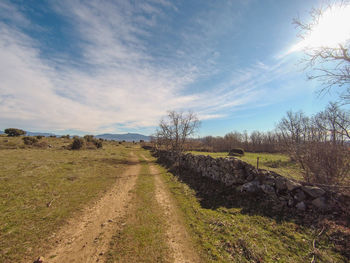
[61,135,70,139]
[228,148,245,156]
[71,138,85,150]
[23,136,38,145]
[4,128,26,137]
[294,142,350,185]
[84,135,94,142]
[93,140,103,148]
[36,135,44,139]
[35,141,48,148]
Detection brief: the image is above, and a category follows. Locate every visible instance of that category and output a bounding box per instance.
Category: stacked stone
[156,151,349,213]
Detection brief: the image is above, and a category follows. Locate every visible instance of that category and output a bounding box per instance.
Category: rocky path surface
[39,151,199,263]
[42,152,140,263]
[142,155,201,263]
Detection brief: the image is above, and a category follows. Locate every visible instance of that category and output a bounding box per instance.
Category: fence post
[257,157,259,169]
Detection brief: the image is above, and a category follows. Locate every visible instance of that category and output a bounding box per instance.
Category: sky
[0,0,348,136]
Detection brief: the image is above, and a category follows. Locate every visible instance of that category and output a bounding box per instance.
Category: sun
[289,3,350,53]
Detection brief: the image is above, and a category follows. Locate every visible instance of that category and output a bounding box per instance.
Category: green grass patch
[0,138,130,262]
[189,151,303,181]
[106,153,170,263]
[158,166,347,262]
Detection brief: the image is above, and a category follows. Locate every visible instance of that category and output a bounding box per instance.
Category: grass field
[0,136,347,262]
[0,136,130,262]
[189,151,304,181]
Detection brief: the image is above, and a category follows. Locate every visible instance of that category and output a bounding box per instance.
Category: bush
[36,135,44,139]
[61,135,70,139]
[23,136,38,145]
[84,135,94,142]
[71,138,85,150]
[295,142,350,185]
[93,140,103,148]
[4,128,26,137]
[35,141,48,148]
[228,148,245,156]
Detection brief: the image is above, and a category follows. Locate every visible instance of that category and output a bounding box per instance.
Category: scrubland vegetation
[0,135,128,262]
[0,133,349,262]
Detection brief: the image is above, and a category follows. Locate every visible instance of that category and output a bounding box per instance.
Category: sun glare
[289,3,350,53]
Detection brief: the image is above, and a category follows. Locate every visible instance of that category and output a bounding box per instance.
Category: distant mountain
[0,130,150,141]
[25,131,56,137]
[96,133,150,142]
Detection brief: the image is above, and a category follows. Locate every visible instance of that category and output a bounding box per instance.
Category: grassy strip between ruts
[157,165,347,262]
[106,151,171,263]
[188,151,303,181]
[0,140,130,263]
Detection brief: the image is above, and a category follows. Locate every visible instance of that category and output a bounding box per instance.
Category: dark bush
[61,135,70,139]
[228,148,245,156]
[84,135,95,142]
[4,128,26,137]
[93,139,103,148]
[36,135,44,139]
[23,136,38,145]
[71,138,85,150]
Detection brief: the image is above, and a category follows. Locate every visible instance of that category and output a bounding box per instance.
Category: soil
[38,152,200,263]
[144,155,201,263]
[41,152,140,263]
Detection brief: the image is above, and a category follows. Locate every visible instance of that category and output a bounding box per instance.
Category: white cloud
[0,0,300,134]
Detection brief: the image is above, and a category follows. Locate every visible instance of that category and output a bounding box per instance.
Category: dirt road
[146,156,201,263]
[42,152,140,263]
[40,151,199,263]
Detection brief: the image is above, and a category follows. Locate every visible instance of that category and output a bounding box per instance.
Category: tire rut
[41,152,140,263]
[142,154,201,263]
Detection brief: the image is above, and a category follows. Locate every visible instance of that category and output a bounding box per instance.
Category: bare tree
[156,111,200,156]
[293,1,350,102]
[277,107,350,185]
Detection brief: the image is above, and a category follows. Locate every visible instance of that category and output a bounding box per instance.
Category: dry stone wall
[155,151,349,214]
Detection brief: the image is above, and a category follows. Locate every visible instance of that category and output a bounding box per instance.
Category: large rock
[296,201,306,211]
[275,177,287,191]
[285,179,301,191]
[312,197,328,210]
[302,185,326,198]
[294,190,306,202]
[242,181,260,193]
[260,184,276,195]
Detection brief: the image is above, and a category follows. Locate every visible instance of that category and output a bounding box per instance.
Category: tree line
[153,103,349,186]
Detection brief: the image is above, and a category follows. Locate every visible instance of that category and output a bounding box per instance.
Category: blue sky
[0,0,346,136]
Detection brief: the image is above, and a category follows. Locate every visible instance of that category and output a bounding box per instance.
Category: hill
[0,130,150,141]
[25,131,56,137]
[96,133,150,142]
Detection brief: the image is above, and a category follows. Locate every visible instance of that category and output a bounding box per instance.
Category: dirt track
[40,151,199,263]
[42,152,140,263]
[144,155,200,263]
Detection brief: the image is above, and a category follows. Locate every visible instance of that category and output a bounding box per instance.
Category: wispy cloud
[0,0,303,134]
